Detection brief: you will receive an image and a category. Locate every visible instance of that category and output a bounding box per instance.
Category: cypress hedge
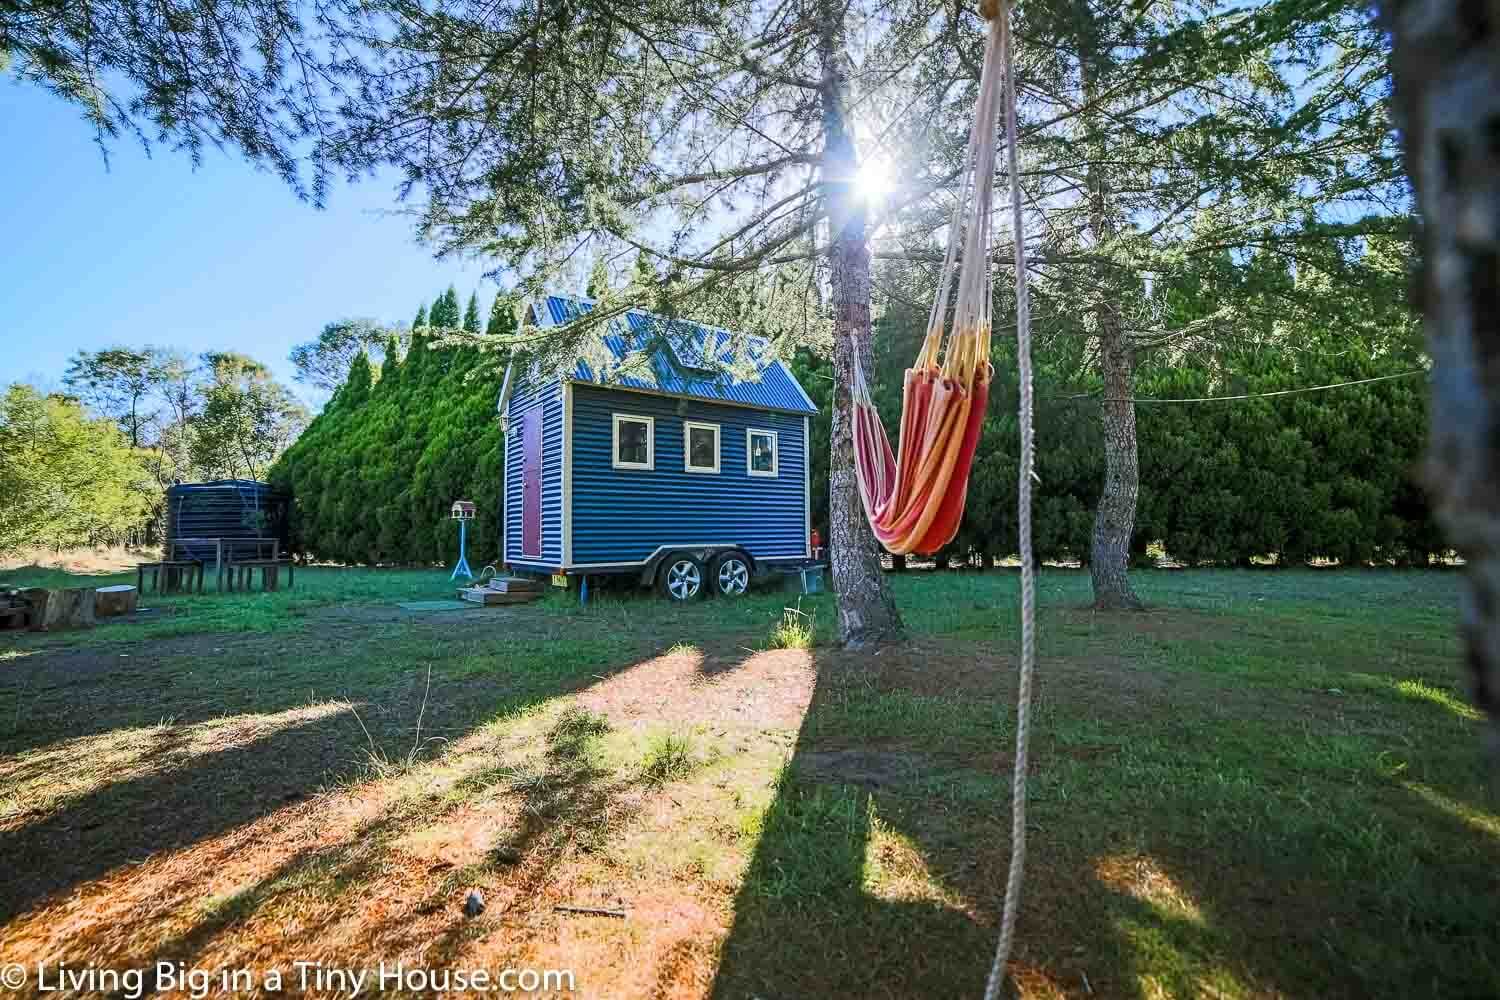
[269,310,509,566]
[275,312,1439,568]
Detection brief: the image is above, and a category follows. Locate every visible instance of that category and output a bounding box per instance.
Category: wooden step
[483,576,545,594]
[458,587,544,605]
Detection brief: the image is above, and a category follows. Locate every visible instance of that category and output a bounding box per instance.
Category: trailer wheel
[711,551,751,597]
[657,554,706,601]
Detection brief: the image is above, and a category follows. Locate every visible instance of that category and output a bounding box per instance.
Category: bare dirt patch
[0,547,150,575]
[575,646,816,733]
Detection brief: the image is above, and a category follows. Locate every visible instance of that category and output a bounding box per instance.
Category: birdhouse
[450,500,477,520]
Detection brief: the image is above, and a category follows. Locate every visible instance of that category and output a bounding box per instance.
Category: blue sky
[0,81,494,406]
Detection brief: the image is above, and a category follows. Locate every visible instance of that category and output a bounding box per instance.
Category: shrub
[769,602,816,650]
[641,732,699,784]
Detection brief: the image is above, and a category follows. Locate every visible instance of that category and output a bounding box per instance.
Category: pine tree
[586,256,610,299]
[443,287,461,327]
[485,296,514,337]
[379,334,403,386]
[343,353,374,408]
[404,324,431,384]
[429,286,460,329]
[463,292,481,333]
[413,303,427,330]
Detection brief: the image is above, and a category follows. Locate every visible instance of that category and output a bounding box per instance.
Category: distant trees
[289,320,401,392]
[43,345,308,545]
[0,385,151,552]
[269,289,509,565]
[191,353,310,480]
[61,348,158,448]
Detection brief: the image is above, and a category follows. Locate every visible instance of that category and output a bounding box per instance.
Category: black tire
[710,550,752,597]
[656,553,707,601]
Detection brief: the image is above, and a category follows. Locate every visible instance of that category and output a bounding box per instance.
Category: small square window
[613,414,654,470]
[747,429,778,477]
[684,421,720,474]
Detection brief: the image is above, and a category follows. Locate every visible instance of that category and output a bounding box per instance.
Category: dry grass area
[0,547,154,576]
[0,567,1496,998]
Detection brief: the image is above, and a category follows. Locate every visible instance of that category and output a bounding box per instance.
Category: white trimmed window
[683,421,721,474]
[747,428,779,477]
[613,414,654,470]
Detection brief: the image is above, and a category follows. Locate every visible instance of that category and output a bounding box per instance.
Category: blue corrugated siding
[539,296,817,414]
[504,376,564,569]
[570,385,807,566]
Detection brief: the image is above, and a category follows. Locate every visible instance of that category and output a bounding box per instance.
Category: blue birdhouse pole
[450,500,476,581]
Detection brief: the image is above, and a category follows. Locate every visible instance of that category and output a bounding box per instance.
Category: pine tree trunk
[820,0,903,649]
[1080,32,1143,612]
[1091,301,1143,609]
[1385,4,1500,745]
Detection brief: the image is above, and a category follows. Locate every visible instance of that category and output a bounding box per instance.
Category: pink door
[521,407,543,558]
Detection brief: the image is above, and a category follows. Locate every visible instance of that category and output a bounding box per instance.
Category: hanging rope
[848,1,1035,987]
[984,0,1035,996]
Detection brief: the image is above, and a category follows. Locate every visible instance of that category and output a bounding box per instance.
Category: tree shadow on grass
[711,648,1003,999]
[122,709,655,986]
[0,614,661,759]
[0,638,661,930]
[0,707,368,925]
[710,640,1500,999]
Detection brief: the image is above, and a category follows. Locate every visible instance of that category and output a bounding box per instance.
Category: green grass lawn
[0,565,1493,998]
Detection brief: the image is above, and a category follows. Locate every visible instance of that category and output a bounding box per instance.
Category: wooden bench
[136,554,204,594]
[225,539,295,592]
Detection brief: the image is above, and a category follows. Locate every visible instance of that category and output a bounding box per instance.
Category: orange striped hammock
[853,4,1011,555]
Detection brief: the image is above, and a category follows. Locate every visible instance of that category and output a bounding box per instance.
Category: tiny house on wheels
[498,296,819,600]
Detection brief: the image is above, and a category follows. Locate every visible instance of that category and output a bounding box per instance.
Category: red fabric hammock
[852,6,1011,555]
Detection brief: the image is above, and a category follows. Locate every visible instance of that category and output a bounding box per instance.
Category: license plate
[551,574,568,588]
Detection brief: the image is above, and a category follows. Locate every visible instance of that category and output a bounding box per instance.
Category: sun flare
[854,159,894,201]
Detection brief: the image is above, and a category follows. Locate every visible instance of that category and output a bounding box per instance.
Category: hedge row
[269,330,507,566]
[936,351,1440,567]
[277,329,1439,568]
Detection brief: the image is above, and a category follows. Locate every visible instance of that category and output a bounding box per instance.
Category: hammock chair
[851,0,1013,556]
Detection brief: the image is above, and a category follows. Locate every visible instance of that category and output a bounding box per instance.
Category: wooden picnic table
[136,538,294,593]
[160,537,226,592]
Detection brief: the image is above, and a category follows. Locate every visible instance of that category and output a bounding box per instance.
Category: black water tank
[164,480,291,561]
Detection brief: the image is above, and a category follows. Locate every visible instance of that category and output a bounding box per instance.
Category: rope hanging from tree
[982,0,1036,995]
[849,0,1037,992]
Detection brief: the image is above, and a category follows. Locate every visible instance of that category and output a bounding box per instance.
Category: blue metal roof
[532,295,819,415]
